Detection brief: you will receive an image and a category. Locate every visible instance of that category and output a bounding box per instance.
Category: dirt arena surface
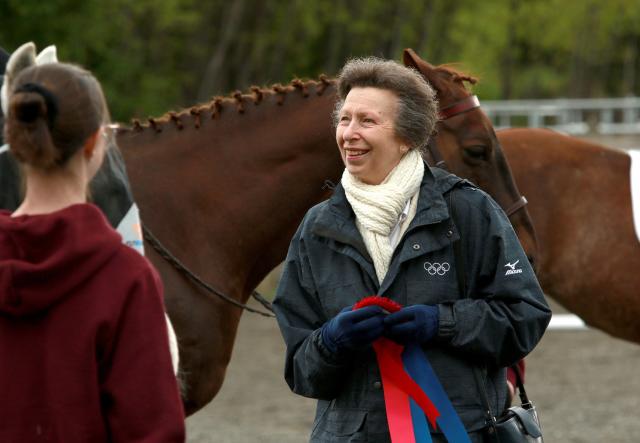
[186,135,640,442]
[185,299,640,443]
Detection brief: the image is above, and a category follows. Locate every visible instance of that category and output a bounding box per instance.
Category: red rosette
[353,296,402,313]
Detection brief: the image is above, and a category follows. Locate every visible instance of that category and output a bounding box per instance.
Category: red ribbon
[353,297,441,432]
[354,295,403,314]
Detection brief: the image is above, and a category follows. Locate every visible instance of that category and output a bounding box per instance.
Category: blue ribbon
[409,395,432,442]
[403,343,471,443]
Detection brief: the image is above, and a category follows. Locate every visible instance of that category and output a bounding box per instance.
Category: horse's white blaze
[629,149,640,243]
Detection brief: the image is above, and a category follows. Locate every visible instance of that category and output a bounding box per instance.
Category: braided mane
[122,75,336,133]
[435,64,478,88]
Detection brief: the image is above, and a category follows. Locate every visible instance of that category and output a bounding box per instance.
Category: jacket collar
[312,184,370,259]
[311,163,464,252]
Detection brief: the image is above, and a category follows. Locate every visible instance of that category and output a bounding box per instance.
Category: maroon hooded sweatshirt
[0,204,185,442]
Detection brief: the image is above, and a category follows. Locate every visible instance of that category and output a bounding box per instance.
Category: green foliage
[1,0,203,119]
[2,0,638,121]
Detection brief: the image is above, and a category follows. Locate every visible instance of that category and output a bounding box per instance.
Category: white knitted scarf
[342,149,424,284]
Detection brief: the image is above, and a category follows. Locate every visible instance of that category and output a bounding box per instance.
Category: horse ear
[36,45,58,65]
[1,42,37,116]
[5,42,37,76]
[402,48,446,95]
[403,48,424,71]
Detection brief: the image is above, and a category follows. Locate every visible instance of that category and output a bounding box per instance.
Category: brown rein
[142,224,275,317]
[427,95,529,219]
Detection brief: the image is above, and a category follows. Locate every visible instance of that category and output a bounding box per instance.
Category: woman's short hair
[4,63,109,170]
[334,57,438,152]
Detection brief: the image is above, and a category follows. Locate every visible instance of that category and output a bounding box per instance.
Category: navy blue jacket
[273,165,551,442]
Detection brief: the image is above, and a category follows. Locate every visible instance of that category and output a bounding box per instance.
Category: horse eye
[463,145,488,161]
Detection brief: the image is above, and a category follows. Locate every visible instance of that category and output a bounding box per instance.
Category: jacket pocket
[323,408,367,438]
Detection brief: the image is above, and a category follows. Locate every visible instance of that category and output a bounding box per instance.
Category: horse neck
[498,127,632,286]
[118,83,343,300]
[500,128,629,191]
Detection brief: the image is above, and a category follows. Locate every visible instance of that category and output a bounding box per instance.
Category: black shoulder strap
[447,186,533,422]
[448,187,466,297]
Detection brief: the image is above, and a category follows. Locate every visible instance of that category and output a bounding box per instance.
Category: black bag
[479,364,543,443]
[491,406,543,443]
[447,186,544,443]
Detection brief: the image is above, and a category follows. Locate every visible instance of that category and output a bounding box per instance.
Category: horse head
[1,42,57,116]
[403,49,539,268]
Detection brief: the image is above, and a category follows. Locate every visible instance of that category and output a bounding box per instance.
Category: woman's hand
[321,305,386,354]
[383,304,439,344]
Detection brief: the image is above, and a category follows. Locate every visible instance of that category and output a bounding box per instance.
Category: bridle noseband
[427,95,529,219]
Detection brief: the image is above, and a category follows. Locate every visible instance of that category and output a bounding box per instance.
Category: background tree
[2,0,638,122]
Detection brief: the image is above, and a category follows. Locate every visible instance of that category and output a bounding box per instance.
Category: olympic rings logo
[423,262,450,276]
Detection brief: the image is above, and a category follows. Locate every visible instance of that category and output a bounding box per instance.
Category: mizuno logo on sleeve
[504,260,523,276]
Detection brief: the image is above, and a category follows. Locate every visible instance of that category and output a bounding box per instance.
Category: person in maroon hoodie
[0,62,185,442]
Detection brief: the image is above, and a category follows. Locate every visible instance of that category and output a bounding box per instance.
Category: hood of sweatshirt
[0,204,121,316]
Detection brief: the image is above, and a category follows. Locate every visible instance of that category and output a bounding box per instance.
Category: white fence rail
[548,314,587,331]
[481,97,640,135]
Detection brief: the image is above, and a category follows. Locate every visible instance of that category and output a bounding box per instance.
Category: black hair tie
[14,82,59,127]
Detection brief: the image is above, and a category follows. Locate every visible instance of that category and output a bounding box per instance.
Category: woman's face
[336,87,408,185]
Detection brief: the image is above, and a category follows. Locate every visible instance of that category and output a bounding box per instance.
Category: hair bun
[13,93,46,123]
[13,82,58,126]
[8,82,60,169]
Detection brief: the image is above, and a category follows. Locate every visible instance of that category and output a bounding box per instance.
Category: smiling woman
[273,56,551,443]
[333,58,439,186]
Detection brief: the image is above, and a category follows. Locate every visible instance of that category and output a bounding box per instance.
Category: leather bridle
[426,95,528,218]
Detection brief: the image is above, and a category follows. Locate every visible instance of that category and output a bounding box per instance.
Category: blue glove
[383,304,439,344]
[321,305,386,354]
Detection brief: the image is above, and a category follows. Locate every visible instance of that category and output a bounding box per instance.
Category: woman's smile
[344,148,370,161]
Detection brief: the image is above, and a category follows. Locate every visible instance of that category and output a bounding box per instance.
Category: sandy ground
[186,134,640,442]
[185,298,640,443]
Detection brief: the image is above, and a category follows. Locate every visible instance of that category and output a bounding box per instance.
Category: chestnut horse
[116,49,534,414]
[117,78,341,414]
[499,128,640,342]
